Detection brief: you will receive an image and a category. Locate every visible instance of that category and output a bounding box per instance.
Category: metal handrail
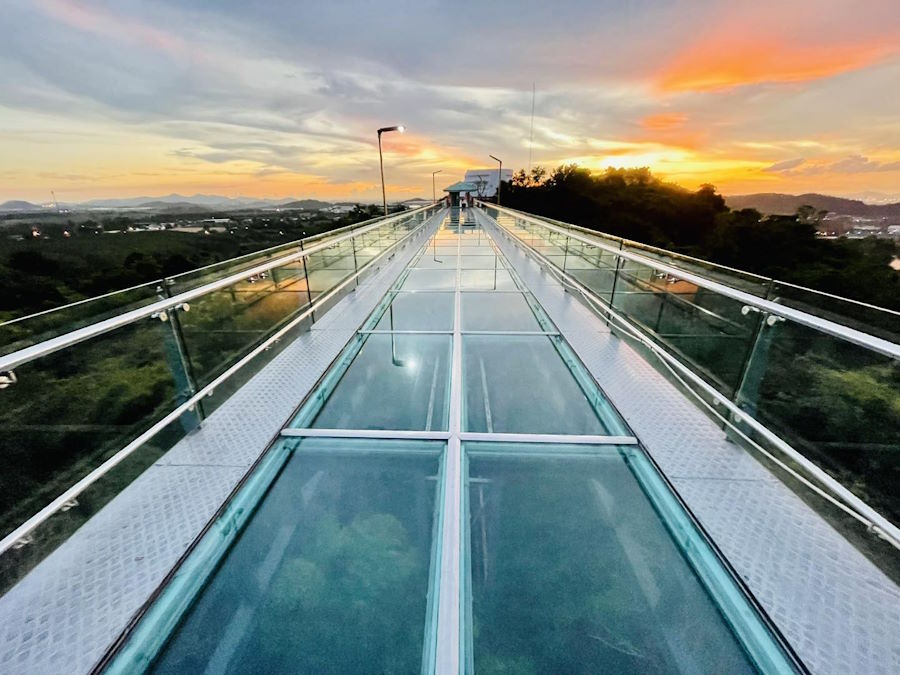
[0,204,438,373]
[481,202,900,360]
[478,207,900,549]
[0,209,442,556]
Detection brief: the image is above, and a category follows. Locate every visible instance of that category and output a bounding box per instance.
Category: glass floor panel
[411,253,458,269]
[401,268,457,290]
[459,255,502,270]
[462,335,621,434]
[461,292,541,332]
[459,269,517,290]
[373,292,454,331]
[151,443,442,674]
[310,334,451,430]
[465,449,758,674]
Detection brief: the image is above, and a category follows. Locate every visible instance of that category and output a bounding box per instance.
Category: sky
[2,0,900,203]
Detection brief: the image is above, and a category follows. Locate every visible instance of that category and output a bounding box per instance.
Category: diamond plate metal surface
[0,213,442,675]
[481,210,900,675]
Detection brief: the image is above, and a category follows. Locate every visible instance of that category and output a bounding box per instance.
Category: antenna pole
[528,82,535,173]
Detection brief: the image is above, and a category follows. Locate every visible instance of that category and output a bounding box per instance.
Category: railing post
[351,235,359,289]
[606,242,625,326]
[158,283,203,430]
[299,240,314,312]
[730,278,775,401]
[732,311,784,417]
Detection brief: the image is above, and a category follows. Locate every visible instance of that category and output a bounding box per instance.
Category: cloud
[656,2,900,92]
[764,158,806,173]
[639,114,687,131]
[2,0,900,201]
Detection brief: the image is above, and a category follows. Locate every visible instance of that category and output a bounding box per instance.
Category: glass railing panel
[0,318,195,576]
[0,415,190,594]
[0,282,163,356]
[175,257,312,389]
[563,239,620,301]
[769,281,900,343]
[165,241,302,295]
[305,239,357,302]
[609,260,761,396]
[736,318,900,523]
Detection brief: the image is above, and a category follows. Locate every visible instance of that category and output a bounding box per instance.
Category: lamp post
[489,154,502,206]
[432,169,442,203]
[377,125,405,216]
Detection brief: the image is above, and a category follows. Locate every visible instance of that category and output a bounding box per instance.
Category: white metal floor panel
[0,212,443,675]
[478,209,900,675]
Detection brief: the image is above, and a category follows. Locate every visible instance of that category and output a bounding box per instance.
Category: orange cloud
[659,37,898,92]
[639,113,687,131]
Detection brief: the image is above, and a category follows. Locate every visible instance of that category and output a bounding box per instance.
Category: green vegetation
[0,204,385,322]
[503,165,900,312]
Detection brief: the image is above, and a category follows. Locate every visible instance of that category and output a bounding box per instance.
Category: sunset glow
[2,1,900,202]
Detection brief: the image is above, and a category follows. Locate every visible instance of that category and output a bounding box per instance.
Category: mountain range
[0,194,342,212]
[8,191,897,217]
[725,193,900,217]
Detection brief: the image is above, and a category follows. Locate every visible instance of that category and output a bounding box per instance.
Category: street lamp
[378,125,405,216]
[489,154,502,206]
[432,169,443,203]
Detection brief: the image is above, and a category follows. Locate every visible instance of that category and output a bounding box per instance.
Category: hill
[279,199,333,210]
[726,193,900,217]
[136,201,215,212]
[0,200,43,212]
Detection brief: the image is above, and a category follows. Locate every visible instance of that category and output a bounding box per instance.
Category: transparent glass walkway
[108,212,798,674]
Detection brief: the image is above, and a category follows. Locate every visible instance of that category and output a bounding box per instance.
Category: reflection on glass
[401,269,457,291]
[462,335,621,434]
[459,270,517,290]
[312,334,452,430]
[461,293,540,332]
[467,451,757,674]
[373,292,454,331]
[152,445,441,674]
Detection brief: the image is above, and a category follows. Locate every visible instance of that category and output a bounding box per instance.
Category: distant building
[464,168,514,198]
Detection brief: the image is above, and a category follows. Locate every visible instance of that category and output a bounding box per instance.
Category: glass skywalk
[106,211,799,674]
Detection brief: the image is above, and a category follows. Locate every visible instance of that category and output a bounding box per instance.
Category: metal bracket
[0,370,16,389]
[60,498,79,512]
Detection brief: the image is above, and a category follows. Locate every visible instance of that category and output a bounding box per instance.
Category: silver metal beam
[279,428,450,440]
[435,223,463,675]
[458,432,638,445]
